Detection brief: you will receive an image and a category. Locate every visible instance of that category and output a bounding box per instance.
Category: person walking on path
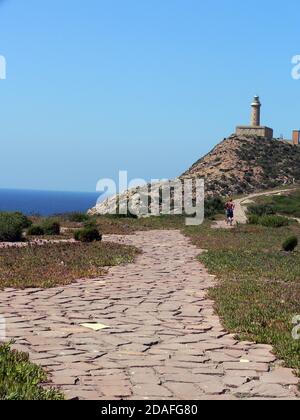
[225,198,235,226]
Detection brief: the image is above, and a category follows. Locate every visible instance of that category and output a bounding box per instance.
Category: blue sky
[0,0,299,192]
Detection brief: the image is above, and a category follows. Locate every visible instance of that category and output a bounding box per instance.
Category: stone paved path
[0,230,299,400]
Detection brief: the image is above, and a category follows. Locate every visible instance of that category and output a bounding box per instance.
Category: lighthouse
[251,96,261,127]
[236,96,273,140]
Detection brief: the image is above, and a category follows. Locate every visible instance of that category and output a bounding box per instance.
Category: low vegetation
[248,214,290,228]
[185,222,300,377]
[253,190,300,219]
[204,197,225,219]
[26,219,61,237]
[27,225,45,236]
[66,212,90,223]
[0,199,226,241]
[40,219,60,235]
[247,203,275,217]
[0,343,63,400]
[0,241,138,289]
[74,226,102,242]
[0,212,32,242]
[87,198,224,234]
[92,214,186,235]
[282,236,298,252]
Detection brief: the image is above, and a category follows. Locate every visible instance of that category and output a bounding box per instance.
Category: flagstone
[260,368,299,385]
[0,230,298,400]
[165,382,202,399]
[223,362,269,372]
[133,384,173,398]
[223,376,249,388]
[198,379,226,395]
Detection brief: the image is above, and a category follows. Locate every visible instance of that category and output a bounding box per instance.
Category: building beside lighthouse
[236,96,274,140]
[292,130,300,145]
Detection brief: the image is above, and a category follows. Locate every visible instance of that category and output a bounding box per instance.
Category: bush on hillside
[247,214,260,225]
[67,212,90,223]
[11,212,32,229]
[205,197,225,218]
[107,211,138,220]
[263,192,300,218]
[40,219,60,235]
[74,227,102,243]
[282,236,298,252]
[247,204,275,217]
[82,219,99,230]
[0,212,31,242]
[248,214,290,228]
[260,215,290,228]
[27,225,45,236]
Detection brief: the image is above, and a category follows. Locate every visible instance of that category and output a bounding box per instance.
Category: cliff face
[181,134,300,197]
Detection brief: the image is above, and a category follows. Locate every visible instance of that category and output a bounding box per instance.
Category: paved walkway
[0,230,299,400]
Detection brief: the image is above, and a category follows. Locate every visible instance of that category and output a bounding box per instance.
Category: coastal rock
[88,180,186,217]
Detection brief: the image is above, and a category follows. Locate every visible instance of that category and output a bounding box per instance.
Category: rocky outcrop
[88,180,187,217]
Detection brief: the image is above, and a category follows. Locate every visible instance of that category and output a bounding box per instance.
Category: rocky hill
[89,134,300,216]
[181,134,300,197]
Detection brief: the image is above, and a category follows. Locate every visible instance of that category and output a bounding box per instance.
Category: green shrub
[74,230,81,241]
[10,212,32,229]
[205,197,225,218]
[107,211,138,219]
[67,212,89,223]
[41,219,60,235]
[247,204,275,217]
[0,212,31,229]
[260,215,290,228]
[248,214,260,225]
[27,225,45,236]
[264,191,300,218]
[74,227,102,243]
[248,214,290,228]
[83,219,98,228]
[282,236,298,252]
[0,212,30,242]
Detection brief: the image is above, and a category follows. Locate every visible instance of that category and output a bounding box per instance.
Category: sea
[0,189,101,216]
